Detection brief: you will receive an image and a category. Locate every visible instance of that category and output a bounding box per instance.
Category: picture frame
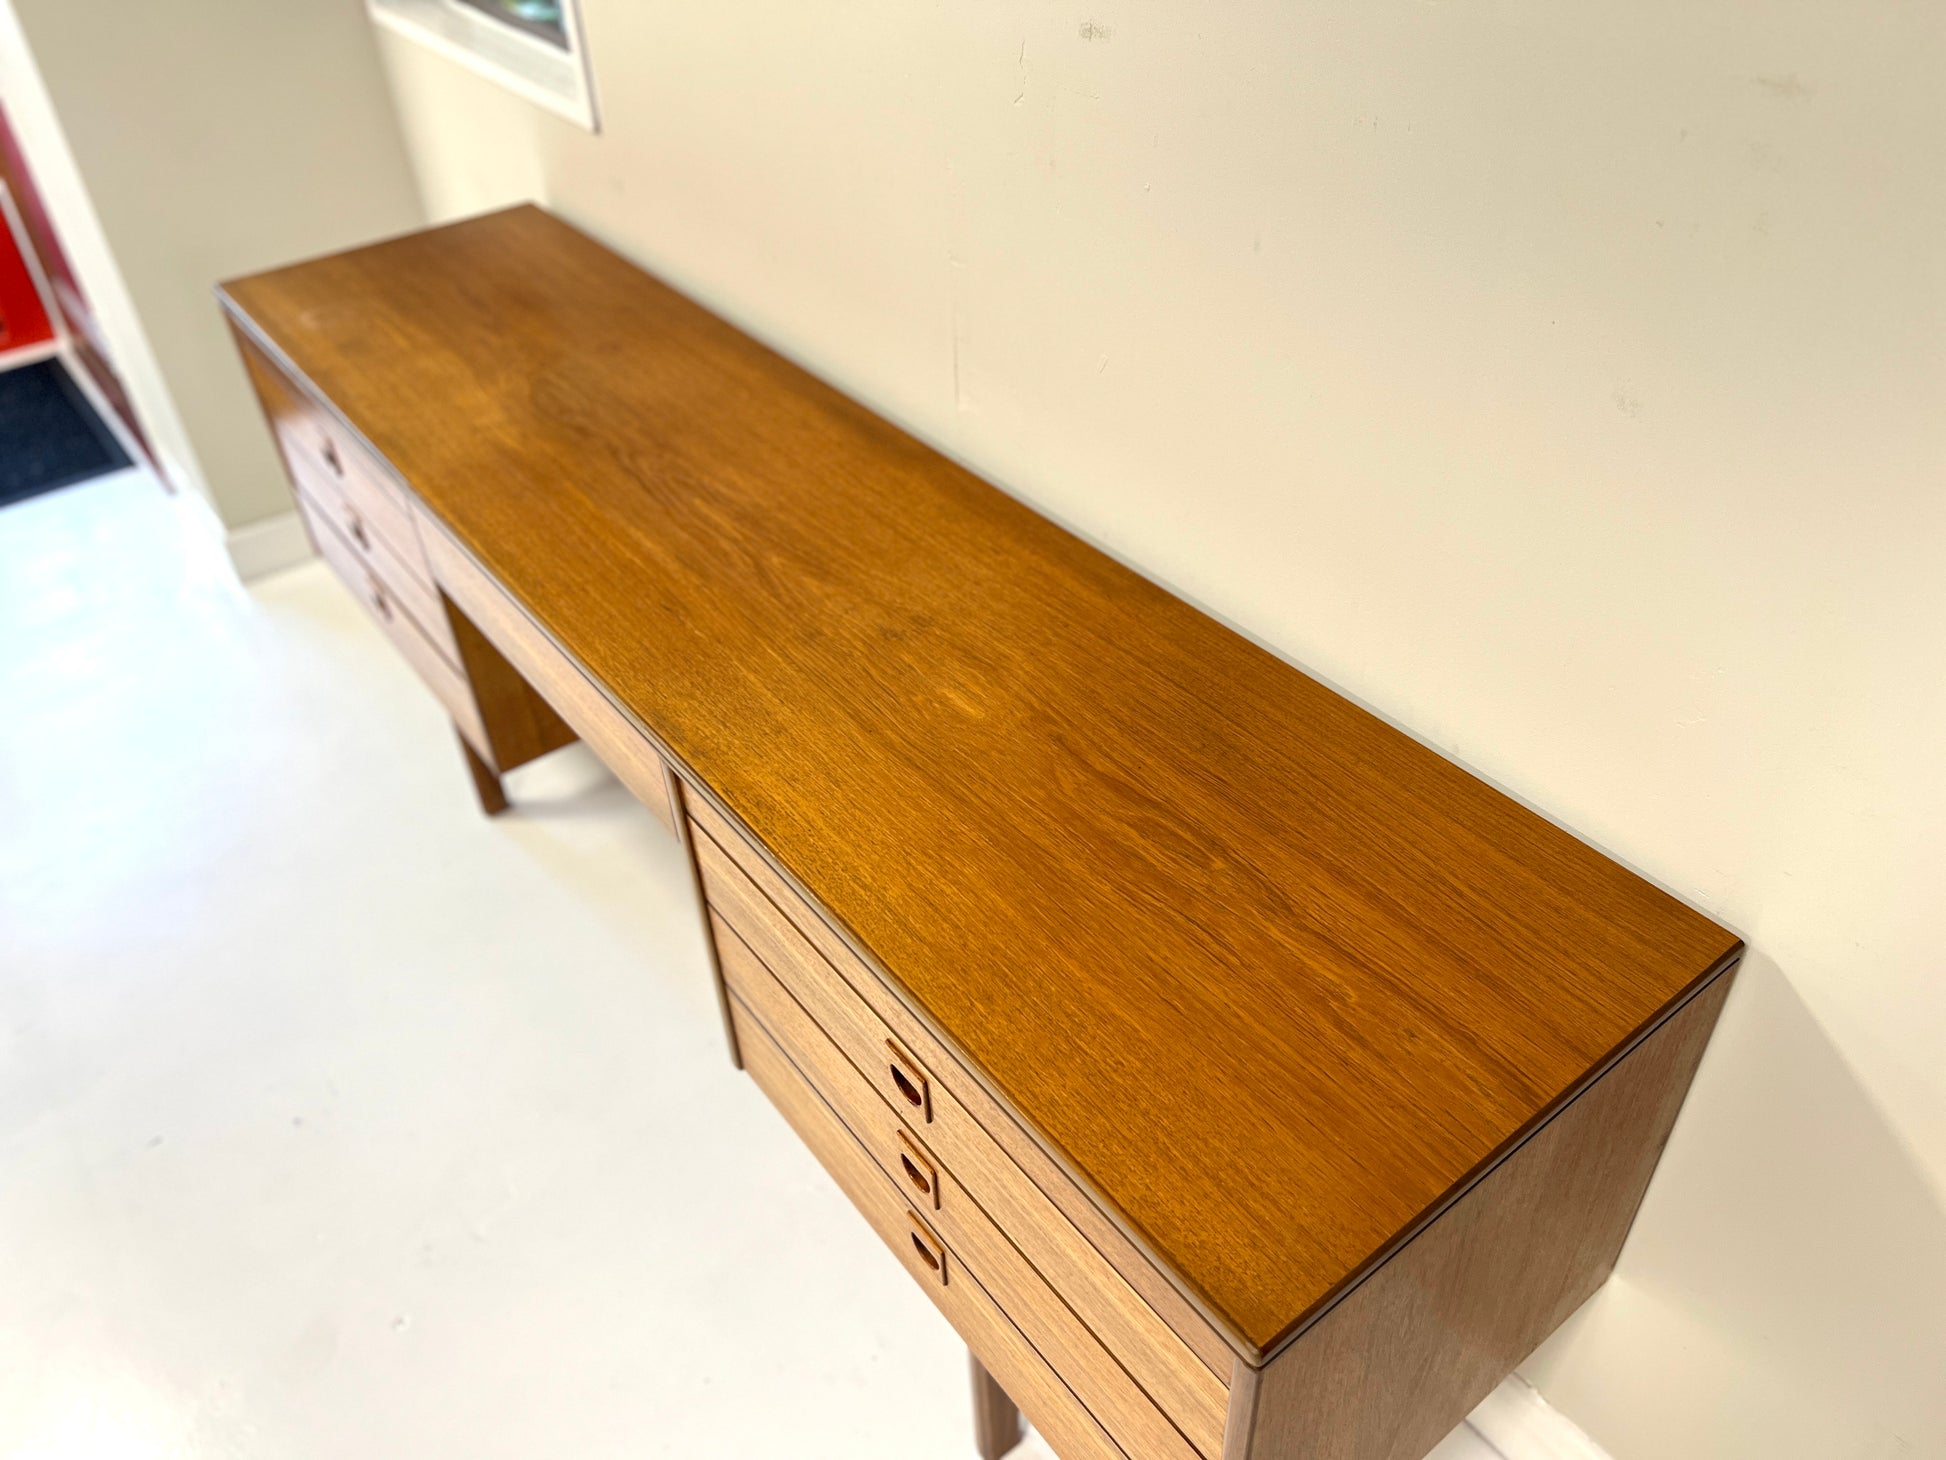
[367,0,599,132]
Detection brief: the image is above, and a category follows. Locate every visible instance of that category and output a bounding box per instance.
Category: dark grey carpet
[0,357,131,509]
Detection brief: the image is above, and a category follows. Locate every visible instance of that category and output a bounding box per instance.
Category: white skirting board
[1469,1375,1614,1460]
[225,508,314,582]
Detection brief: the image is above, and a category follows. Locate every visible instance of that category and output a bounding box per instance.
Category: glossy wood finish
[687,792,1236,1385]
[971,1354,1025,1460]
[323,426,424,582]
[298,465,455,660]
[1225,966,1736,1460]
[697,814,1232,1451]
[714,912,1213,1460]
[219,207,1741,1358]
[223,209,1748,1460]
[730,998,1131,1460]
[424,518,676,830]
[238,326,575,794]
[238,329,426,580]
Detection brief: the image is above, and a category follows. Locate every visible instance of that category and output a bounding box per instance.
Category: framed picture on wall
[368,0,599,131]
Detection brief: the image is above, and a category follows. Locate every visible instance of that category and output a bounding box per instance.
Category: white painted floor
[0,469,1502,1460]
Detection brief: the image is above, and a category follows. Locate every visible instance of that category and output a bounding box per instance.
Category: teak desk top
[221,205,1740,1361]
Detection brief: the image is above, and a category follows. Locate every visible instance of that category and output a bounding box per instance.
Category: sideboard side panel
[1230,964,1736,1460]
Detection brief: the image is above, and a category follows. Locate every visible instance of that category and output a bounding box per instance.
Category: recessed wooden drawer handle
[320,437,343,476]
[907,1210,947,1285]
[345,507,369,550]
[887,1040,933,1123]
[897,1128,940,1209]
[367,573,391,621]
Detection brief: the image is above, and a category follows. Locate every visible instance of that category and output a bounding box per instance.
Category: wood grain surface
[426,518,676,830]
[219,206,1742,1359]
[688,791,1236,1378]
[731,997,1131,1460]
[971,1354,1025,1460]
[1224,967,1736,1460]
[698,829,1231,1449]
[715,911,1216,1460]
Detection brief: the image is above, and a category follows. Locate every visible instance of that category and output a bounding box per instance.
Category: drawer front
[692,819,1230,1455]
[297,474,455,664]
[731,994,1130,1460]
[718,914,1208,1460]
[421,522,677,832]
[305,420,429,585]
[297,489,487,754]
[686,796,1233,1382]
[237,330,430,583]
[364,525,453,663]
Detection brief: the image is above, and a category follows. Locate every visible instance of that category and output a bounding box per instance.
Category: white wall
[371,5,1946,1456]
[2,0,423,537]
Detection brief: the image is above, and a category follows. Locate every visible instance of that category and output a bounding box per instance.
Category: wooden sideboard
[219,205,1742,1460]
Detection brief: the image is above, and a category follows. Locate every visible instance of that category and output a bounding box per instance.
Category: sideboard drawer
[693,820,1229,1456]
[296,487,486,753]
[731,994,1131,1460]
[235,328,430,583]
[718,913,1209,1460]
[361,524,452,664]
[297,417,428,584]
[296,471,455,664]
[683,795,1231,1383]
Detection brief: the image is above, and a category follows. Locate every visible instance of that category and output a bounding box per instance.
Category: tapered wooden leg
[970,1352,1023,1460]
[457,728,509,816]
